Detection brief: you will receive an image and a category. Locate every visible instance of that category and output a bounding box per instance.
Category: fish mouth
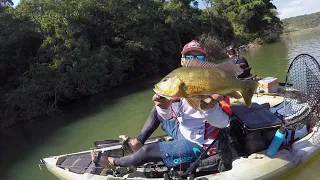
[153,85,173,98]
[153,85,160,93]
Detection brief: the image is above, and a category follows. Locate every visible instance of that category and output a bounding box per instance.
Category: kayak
[40,92,320,180]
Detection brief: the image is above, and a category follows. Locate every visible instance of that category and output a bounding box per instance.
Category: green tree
[0,0,283,130]
[211,0,282,43]
[282,12,320,33]
[0,4,43,127]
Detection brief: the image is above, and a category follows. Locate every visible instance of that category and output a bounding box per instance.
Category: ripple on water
[245,30,320,83]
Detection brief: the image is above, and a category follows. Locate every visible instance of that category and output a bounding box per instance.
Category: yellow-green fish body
[153,60,258,110]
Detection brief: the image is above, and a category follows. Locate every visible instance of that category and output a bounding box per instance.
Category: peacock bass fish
[153,59,259,110]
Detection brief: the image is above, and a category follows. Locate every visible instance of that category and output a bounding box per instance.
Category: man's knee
[139,143,156,154]
[138,145,149,154]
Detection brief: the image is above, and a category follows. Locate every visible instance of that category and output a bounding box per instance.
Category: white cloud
[274,0,320,19]
[291,0,304,5]
[279,6,303,18]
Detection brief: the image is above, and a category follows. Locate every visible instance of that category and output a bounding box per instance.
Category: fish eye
[162,78,167,82]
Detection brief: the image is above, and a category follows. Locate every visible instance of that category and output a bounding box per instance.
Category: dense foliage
[282,12,320,33]
[0,0,282,130]
[207,0,283,43]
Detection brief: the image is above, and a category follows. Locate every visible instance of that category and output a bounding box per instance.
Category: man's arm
[237,56,249,69]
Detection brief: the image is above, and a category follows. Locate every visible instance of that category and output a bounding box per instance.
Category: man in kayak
[91,40,231,170]
[226,44,251,79]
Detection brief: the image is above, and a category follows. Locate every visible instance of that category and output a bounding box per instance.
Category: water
[245,30,320,83]
[0,77,166,180]
[1,30,320,180]
[277,152,320,180]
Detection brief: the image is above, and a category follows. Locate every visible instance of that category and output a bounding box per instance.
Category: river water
[1,30,320,180]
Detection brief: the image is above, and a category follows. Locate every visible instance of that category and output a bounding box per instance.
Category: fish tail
[240,80,259,108]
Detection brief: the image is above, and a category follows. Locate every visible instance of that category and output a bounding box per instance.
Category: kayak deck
[42,124,320,180]
[40,94,320,180]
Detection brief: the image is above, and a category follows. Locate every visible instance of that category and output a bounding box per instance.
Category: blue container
[266,129,286,157]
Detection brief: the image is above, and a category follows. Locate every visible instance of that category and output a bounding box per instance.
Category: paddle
[93,135,168,148]
[94,140,120,148]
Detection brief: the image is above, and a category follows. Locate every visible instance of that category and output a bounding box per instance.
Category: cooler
[256,77,279,93]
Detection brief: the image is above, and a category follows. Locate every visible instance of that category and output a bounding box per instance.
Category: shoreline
[237,42,262,55]
[282,26,320,37]
[0,39,269,131]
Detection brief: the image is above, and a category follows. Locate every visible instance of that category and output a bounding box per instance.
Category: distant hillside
[282,12,320,32]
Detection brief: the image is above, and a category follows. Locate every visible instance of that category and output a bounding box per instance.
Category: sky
[272,0,320,19]
[11,0,320,19]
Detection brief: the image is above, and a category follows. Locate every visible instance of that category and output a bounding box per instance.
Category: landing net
[283,54,320,130]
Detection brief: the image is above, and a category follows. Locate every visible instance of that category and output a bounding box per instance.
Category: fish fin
[226,91,243,99]
[215,61,244,77]
[183,59,243,77]
[184,59,218,68]
[185,96,202,111]
[240,80,259,108]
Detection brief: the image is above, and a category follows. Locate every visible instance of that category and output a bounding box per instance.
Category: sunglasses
[185,54,206,61]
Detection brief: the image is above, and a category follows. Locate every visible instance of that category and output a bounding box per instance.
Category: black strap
[182,130,222,177]
[289,130,296,144]
[94,151,102,166]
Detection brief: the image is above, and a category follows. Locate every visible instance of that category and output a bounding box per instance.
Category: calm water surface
[1,30,320,180]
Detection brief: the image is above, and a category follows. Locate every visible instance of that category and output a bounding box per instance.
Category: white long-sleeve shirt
[155,99,230,146]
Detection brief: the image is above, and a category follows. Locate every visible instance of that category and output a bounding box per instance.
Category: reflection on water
[245,30,320,84]
[0,77,164,180]
[286,30,320,61]
[245,40,289,83]
[0,30,320,180]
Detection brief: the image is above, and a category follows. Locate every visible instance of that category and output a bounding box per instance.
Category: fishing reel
[143,161,169,178]
[100,166,136,177]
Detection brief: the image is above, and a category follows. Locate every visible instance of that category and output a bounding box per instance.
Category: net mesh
[283,54,320,130]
